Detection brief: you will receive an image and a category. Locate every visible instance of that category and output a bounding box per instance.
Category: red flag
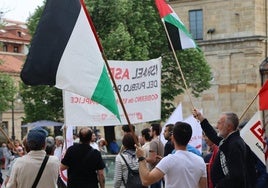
[259,80,268,110]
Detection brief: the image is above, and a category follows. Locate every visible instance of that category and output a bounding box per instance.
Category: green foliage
[23,0,211,123]
[26,3,45,36]
[87,0,211,120]
[19,84,63,122]
[0,73,17,113]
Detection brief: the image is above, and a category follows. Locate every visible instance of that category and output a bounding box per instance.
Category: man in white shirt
[136,121,207,188]
[53,136,64,160]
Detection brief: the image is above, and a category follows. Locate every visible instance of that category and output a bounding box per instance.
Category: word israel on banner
[63,58,162,126]
[240,111,267,165]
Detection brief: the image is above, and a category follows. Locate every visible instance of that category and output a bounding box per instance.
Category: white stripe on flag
[56,7,104,98]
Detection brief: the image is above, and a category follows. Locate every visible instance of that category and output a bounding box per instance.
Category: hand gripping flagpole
[82,1,138,145]
[161,22,195,109]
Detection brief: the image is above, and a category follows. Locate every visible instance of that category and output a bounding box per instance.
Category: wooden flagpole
[239,92,259,121]
[0,127,16,149]
[83,6,138,144]
[101,53,138,144]
[161,22,195,109]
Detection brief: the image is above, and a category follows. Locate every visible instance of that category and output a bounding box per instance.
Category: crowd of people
[0,109,267,187]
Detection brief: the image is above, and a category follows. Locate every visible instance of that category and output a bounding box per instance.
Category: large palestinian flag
[20,0,120,121]
[155,0,197,50]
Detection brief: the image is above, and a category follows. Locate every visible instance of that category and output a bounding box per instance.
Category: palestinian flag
[155,0,197,50]
[21,0,120,121]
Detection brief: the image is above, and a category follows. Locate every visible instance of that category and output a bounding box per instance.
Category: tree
[22,0,211,140]
[87,0,211,120]
[0,73,17,124]
[20,84,63,122]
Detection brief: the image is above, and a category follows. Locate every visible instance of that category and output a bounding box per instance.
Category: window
[189,10,203,40]
[3,44,7,52]
[17,31,22,37]
[14,46,19,53]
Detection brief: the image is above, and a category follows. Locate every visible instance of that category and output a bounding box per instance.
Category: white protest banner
[160,103,202,152]
[240,111,267,165]
[183,114,203,153]
[63,58,162,126]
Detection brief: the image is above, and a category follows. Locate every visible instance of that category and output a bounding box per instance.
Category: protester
[122,124,135,135]
[73,134,80,143]
[2,143,10,169]
[146,123,164,188]
[97,138,108,155]
[193,108,256,188]
[60,127,105,188]
[6,127,60,188]
[238,122,268,188]
[141,128,152,159]
[90,133,99,150]
[4,137,30,187]
[114,133,140,188]
[54,136,64,160]
[202,132,219,188]
[136,121,207,188]
[163,124,174,156]
[109,139,120,154]
[46,136,55,156]
[12,139,24,157]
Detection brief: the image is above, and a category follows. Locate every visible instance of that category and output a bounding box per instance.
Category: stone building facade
[169,0,267,130]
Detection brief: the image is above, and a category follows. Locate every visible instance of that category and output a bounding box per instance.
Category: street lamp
[11,100,15,140]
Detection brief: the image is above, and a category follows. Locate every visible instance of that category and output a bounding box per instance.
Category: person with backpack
[193,109,257,188]
[114,133,145,188]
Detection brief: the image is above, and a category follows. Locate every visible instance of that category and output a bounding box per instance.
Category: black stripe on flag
[21,0,81,86]
[164,21,182,51]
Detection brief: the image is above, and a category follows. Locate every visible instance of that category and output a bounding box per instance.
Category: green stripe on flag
[164,14,195,44]
[92,66,120,121]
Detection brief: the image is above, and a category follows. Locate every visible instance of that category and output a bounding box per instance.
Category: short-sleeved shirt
[61,143,105,188]
[156,150,207,188]
[149,137,164,169]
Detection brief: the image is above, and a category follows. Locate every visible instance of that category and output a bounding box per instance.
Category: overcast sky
[1,0,44,22]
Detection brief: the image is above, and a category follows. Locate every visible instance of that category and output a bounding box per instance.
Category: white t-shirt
[156,150,207,188]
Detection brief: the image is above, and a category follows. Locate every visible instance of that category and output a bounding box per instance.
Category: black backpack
[120,154,143,188]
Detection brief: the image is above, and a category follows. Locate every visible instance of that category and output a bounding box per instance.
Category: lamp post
[11,100,15,140]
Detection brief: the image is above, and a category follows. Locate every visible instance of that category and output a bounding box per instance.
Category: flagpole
[83,1,137,144]
[0,127,16,149]
[239,92,259,121]
[101,53,138,143]
[161,22,195,109]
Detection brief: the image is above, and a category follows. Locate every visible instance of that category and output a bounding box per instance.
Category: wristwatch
[138,156,146,162]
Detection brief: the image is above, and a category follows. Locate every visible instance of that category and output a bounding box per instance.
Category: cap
[27,127,48,145]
